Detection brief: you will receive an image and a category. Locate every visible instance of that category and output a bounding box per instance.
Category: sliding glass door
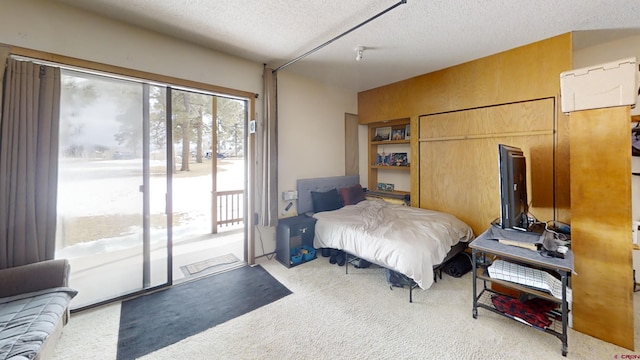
[55,71,169,309]
[54,67,248,309]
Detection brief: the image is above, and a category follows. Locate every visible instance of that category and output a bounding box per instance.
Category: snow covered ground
[54,157,246,308]
[56,157,244,257]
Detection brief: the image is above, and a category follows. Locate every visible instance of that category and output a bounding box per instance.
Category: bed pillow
[339,184,366,205]
[311,188,343,212]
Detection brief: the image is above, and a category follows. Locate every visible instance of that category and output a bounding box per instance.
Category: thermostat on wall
[249,120,256,134]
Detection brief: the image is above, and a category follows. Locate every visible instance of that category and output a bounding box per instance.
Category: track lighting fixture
[273,0,406,72]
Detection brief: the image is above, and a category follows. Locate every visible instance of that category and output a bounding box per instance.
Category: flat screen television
[498,144,529,231]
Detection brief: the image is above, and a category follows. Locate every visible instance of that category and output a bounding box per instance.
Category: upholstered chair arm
[0,259,70,298]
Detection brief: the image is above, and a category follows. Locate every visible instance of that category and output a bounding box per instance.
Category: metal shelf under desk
[469,226,574,357]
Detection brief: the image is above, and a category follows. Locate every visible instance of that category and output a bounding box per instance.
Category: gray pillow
[311,188,343,212]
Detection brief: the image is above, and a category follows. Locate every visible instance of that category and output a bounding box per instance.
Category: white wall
[573,34,640,118]
[573,34,640,277]
[0,0,359,257]
[277,71,358,217]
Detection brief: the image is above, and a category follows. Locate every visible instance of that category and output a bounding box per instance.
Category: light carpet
[53,256,640,360]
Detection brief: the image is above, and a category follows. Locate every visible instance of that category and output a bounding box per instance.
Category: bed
[297,175,475,297]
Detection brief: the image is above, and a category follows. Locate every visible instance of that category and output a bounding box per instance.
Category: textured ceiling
[55,0,640,92]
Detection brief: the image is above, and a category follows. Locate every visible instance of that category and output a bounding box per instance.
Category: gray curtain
[257,67,278,226]
[0,57,61,269]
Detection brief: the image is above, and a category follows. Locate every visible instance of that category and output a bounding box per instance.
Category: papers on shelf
[488,260,572,303]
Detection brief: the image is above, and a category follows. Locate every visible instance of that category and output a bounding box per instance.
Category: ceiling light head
[355,46,365,61]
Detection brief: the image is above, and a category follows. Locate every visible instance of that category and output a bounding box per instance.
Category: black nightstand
[276,215,317,268]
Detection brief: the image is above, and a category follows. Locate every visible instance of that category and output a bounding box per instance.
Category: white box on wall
[560,57,639,113]
[282,190,298,201]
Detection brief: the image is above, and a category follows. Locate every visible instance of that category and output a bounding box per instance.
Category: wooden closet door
[418,98,555,235]
[569,106,634,350]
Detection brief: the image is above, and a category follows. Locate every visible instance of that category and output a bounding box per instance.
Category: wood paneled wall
[419,99,555,235]
[358,33,572,222]
[358,34,572,123]
[569,107,634,350]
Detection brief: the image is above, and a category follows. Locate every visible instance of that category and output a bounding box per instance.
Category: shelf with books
[368,118,411,198]
[371,139,409,145]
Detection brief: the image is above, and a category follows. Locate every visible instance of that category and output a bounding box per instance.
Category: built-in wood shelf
[371,139,410,145]
[368,118,411,200]
[367,190,409,197]
[371,165,410,170]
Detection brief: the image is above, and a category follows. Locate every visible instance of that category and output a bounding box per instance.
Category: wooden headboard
[296,175,359,215]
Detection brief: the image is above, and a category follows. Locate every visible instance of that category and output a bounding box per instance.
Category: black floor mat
[116,265,291,360]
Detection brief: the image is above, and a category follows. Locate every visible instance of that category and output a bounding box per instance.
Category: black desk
[469,226,574,356]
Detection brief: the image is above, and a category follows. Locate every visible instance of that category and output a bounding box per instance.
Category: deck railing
[212,189,244,233]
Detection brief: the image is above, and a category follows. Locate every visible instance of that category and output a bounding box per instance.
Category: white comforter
[313,199,474,289]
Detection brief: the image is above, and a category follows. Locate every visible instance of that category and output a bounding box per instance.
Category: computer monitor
[498,144,529,231]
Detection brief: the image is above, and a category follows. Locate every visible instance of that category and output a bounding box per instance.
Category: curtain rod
[9,54,246,101]
[272,0,407,73]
